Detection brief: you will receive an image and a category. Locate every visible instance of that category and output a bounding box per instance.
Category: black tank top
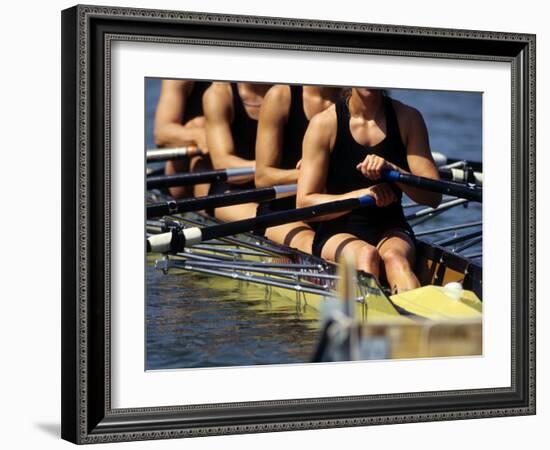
[280,85,309,170]
[327,95,409,218]
[230,83,258,161]
[181,81,209,123]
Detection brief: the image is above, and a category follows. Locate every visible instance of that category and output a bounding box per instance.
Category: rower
[203,82,271,221]
[154,80,210,198]
[255,85,342,253]
[297,88,441,293]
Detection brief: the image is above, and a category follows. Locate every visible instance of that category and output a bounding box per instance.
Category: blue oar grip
[358,195,376,207]
[382,169,402,182]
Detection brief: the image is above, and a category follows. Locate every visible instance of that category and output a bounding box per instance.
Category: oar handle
[383,170,404,182]
[358,195,376,206]
[147,194,375,253]
[274,184,298,197]
[147,167,255,189]
[383,170,482,203]
[146,147,203,162]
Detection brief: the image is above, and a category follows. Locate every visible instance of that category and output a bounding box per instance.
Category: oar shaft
[147,195,375,253]
[147,184,296,219]
[384,170,482,202]
[147,167,254,189]
[146,147,203,162]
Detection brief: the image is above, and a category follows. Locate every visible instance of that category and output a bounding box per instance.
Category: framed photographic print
[61,4,535,444]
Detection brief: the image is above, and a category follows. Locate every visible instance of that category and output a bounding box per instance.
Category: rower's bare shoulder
[308,105,337,147]
[203,83,232,118]
[204,82,231,101]
[391,99,426,128]
[309,105,337,133]
[311,104,338,137]
[160,79,194,96]
[262,85,292,118]
[391,98,430,154]
[265,84,291,103]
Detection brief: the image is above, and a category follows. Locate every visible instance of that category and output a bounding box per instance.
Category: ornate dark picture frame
[61,4,536,444]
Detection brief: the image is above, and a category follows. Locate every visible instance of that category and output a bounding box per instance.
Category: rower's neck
[302,86,342,119]
[348,91,384,121]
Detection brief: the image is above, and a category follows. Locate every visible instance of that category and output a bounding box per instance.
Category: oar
[147,167,255,190]
[146,147,204,162]
[383,170,482,202]
[147,194,376,253]
[432,152,482,184]
[432,151,482,173]
[438,167,482,186]
[147,184,296,219]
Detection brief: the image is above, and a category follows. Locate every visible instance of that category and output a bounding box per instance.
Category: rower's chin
[355,87,382,99]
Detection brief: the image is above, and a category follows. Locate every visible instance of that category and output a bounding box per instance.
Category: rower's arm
[396,105,442,208]
[255,85,298,188]
[297,109,374,221]
[154,80,206,149]
[203,83,255,183]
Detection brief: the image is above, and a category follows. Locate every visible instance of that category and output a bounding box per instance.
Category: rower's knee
[381,249,411,272]
[355,245,380,271]
[287,231,314,254]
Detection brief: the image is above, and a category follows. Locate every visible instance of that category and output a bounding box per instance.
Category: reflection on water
[145,81,482,370]
[146,257,320,370]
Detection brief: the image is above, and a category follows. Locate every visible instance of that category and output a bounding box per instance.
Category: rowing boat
[145,157,483,361]
[146,191,482,324]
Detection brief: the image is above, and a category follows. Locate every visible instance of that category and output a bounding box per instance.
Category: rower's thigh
[265,222,314,253]
[320,233,376,263]
[215,202,257,222]
[377,231,416,264]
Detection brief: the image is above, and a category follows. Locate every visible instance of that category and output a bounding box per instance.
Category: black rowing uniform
[207,84,257,212]
[311,95,414,257]
[256,85,309,221]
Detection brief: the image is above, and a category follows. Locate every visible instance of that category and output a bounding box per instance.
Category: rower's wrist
[387,162,402,173]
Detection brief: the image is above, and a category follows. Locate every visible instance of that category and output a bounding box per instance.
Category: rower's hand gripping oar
[147,194,376,253]
[382,170,482,203]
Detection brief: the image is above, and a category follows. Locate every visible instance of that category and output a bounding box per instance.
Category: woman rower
[154,79,210,198]
[255,84,342,253]
[297,88,441,292]
[202,82,271,221]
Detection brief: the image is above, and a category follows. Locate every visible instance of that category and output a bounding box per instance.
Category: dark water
[145,79,482,370]
[146,258,320,369]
